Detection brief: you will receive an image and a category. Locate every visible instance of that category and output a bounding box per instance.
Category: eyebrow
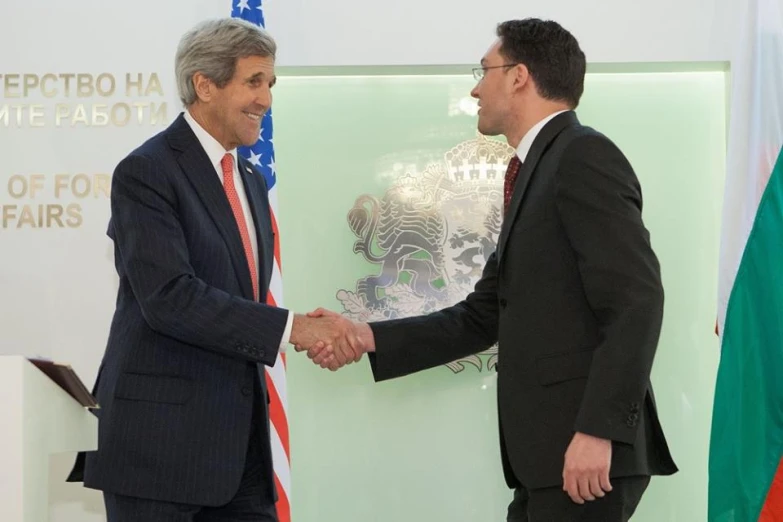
[247,72,276,86]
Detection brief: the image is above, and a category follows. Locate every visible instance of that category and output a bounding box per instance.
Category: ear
[192,72,214,103]
[510,64,530,93]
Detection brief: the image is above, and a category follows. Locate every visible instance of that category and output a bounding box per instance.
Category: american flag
[231,1,291,521]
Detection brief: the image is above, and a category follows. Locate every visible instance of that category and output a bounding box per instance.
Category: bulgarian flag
[709,0,783,520]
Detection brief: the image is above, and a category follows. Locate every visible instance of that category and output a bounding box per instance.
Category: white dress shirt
[515,110,569,162]
[183,110,292,351]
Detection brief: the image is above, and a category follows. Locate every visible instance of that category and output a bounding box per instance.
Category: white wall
[0,3,229,521]
[265,0,741,66]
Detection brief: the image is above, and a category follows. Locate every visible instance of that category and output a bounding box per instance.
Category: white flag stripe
[270,263,284,306]
[268,352,289,409]
[271,423,292,494]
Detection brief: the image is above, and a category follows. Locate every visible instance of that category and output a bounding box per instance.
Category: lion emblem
[336,135,514,373]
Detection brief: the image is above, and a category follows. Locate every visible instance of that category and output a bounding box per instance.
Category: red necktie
[221,153,259,301]
[503,155,522,215]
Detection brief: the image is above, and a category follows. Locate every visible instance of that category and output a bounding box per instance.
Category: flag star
[237,0,250,12]
[256,2,263,10]
[267,157,277,177]
[257,128,265,141]
[248,151,262,166]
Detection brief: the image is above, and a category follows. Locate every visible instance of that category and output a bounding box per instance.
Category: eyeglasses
[472,64,521,81]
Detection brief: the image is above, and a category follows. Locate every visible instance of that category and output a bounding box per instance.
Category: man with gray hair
[67,18,360,521]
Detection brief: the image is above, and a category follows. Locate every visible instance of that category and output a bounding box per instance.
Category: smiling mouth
[244,111,262,121]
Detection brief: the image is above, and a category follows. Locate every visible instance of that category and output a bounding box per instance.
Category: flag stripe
[710,148,783,521]
[232,1,290,520]
[266,364,291,458]
[710,0,783,519]
[269,263,284,311]
[267,348,289,408]
[270,410,292,486]
[759,458,783,521]
[270,203,282,269]
[273,473,291,522]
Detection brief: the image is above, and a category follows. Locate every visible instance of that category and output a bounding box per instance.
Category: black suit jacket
[368,111,677,489]
[67,114,288,505]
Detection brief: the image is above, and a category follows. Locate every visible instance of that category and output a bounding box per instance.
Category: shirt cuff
[278,310,293,353]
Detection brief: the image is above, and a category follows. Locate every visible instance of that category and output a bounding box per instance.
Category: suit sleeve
[555,135,664,445]
[110,153,287,366]
[368,251,500,381]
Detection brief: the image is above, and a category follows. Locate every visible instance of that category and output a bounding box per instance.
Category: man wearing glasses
[304,17,678,521]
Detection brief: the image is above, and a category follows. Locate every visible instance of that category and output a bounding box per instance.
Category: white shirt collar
[182,110,237,175]
[515,110,569,163]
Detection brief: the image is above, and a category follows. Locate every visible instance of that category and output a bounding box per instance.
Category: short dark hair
[496,18,586,107]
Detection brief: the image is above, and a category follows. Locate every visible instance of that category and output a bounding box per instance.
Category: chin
[477,122,500,137]
[476,114,498,136]
[238,134,258,148]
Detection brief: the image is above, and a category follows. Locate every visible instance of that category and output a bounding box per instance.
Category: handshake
[289,308,375,371]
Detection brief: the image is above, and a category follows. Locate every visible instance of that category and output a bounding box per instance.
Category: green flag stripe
[709,146,783,521]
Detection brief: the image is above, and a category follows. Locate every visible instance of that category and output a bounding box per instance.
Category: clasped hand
[289,308,373,371]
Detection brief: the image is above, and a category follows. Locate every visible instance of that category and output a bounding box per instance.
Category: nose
[470,83,479,99]
[257,86,272,110]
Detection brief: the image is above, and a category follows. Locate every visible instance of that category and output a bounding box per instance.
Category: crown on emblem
[444,134,515,185]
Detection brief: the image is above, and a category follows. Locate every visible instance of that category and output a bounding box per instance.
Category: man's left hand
[562,431,613,504]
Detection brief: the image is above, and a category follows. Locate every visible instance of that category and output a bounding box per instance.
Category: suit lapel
[166,115,255,300]
[496,111,579,262]
[237,156,274,300]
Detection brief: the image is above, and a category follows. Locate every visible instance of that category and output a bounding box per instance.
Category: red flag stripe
[270,208,282,269]
[265,369,291,458]
[759,458,783,521]
[273,472,291,521]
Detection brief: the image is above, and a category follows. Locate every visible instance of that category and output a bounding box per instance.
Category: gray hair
[175,18,277,106]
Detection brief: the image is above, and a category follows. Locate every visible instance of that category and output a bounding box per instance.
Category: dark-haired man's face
[471,40,516,137]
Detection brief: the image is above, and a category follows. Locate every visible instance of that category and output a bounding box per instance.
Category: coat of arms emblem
[336,135,514,373]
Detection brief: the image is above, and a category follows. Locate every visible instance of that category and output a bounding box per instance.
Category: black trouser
[507,475,650,522]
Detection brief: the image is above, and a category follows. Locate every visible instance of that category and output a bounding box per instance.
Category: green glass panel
[273,69,725,521]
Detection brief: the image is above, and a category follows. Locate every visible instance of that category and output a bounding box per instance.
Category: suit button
[258,350,265,359]
[499,298,508,308]
[241,387,252,396]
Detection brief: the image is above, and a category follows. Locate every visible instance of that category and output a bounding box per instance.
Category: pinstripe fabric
[102,378,278,520]
[67,113,287,508]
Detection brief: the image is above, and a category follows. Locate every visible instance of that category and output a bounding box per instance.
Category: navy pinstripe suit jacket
[67,113,288,506]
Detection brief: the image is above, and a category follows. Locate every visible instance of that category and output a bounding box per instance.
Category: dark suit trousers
[507,475,650,522]
[103,374,277,522]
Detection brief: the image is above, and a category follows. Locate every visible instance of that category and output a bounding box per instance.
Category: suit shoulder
[112,128,176,179]
[559,125,625,158]
[125,128,173,162]
[554,125,641,195]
